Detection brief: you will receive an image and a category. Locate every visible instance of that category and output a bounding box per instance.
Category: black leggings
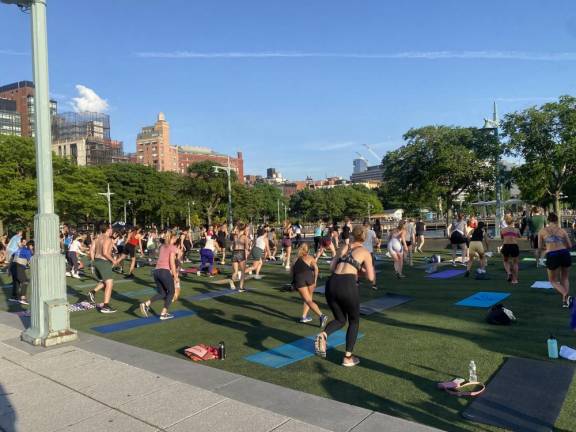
[10,262,28,299]
[152,269,175,309]
[324,274,360,352]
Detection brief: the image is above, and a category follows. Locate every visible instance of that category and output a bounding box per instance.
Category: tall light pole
[277,199,281,224]
[123,199,131,225]
[213,157,234,230]
[368,203,373,221]
[98,183,114,225]
[2,0,78,346]
[482,102,502,238]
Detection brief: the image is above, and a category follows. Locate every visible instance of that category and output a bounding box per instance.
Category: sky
[1,0,576,180]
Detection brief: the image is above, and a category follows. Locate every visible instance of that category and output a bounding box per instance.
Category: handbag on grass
[184,344,220,361]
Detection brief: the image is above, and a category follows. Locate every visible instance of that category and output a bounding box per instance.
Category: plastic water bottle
[547,335,559,359]
[468,361,477,382]
[218,341,226,360]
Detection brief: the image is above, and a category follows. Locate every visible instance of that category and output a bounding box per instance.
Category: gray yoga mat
[359,293,413,316]
[462,357,575,432]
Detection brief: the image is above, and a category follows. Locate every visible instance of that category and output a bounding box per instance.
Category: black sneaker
[88,289,96,303]
[320,314,328,330]
[99,304,117,314]
[125,274,135,279]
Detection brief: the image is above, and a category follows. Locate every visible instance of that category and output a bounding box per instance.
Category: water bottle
[547,335,559,359]
[218,341,226,360]
[468,361,477,382]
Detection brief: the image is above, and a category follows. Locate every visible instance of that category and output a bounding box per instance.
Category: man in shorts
[88,225,118,313]
[528,207,546,266]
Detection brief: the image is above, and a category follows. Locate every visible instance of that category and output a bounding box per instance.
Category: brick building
[0,81,57,137]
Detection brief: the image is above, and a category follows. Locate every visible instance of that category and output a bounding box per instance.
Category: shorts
[232,250,246,263]
[546,249,572,270]
[468,241,484,257]
[93,259,114,282]
[501,244,519,258]
[217,238,226,249]
[416,231,424,237]
[251,247,264,260]
[450,231,466,245]
[282,238,291,248]
[124,243,136,258]
[293,273,315,290]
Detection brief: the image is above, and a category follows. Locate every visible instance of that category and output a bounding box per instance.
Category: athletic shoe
[563,296,573,308]
[72,273,81,279]
[568,296,574,309]
[65,272,71,277]
[398,273,406,278]
[229,280,236,290]
[299,316,313,323]
[98,304,117,314]
[319,314,328,329]
[371,284,378,291]
[253,275,263,280]
[342,355,360,367]
[125,274,135,280]
[284,266,290,271]
[160,313,174,320]
[139,302,149,317]
[238,288,247,293]
[314,334,327,358]
[88,289,96,304]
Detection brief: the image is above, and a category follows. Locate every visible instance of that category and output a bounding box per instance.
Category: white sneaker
[72,273,81,279]
[65,272,71,277]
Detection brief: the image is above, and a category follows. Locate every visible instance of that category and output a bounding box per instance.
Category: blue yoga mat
[184,289,239,301]
[92,309,196,334]
[245,329,364,368]
[427,269,467,279]
[455,291,511,308]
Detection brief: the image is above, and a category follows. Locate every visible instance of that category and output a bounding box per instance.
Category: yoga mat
[531,281,554,289]
[463,357,575,432]
[92,309,196,334]
[315,284,326,294]
[359,294,413,316]
[244,329,364,368]
[455,291,511,308]
[427,269,467,279]
[523,257,537,262]
[184,288,243,301]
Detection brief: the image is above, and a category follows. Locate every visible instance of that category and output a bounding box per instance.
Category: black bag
[486,303,516,325]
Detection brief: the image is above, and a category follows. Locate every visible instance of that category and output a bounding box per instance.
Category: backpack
[184,344,220,361]
[486,303,516,325]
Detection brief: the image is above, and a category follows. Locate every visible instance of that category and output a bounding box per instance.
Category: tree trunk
[554,190,561,226]
[0,219,4,236]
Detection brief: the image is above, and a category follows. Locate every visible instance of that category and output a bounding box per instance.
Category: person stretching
[292,243,327,327]
[538,213,572,308]
[501,215,521,284]
[139,230,179,320]
[315,225,375,367]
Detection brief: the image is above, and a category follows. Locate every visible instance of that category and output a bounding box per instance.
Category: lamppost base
[21,328,78,347]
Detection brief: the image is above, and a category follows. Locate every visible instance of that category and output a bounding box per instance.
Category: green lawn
[1,249,575,432]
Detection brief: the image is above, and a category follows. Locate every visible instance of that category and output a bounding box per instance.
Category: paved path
[0,311,442,432]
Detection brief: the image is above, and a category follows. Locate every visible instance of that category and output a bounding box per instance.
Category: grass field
[1,247,575,432]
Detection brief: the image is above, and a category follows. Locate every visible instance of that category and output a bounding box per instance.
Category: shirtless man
[88,225,118,313]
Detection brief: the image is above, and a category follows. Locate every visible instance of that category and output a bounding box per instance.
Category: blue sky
[1,0,575,179]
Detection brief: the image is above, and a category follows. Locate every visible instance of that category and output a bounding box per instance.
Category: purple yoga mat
[427,269,467,279]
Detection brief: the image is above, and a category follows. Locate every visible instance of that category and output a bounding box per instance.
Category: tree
[381,126,491,223]
[184,161,232,226]
[502,95,576,215]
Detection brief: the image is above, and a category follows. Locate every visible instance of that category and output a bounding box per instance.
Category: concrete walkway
[0,312,442,432]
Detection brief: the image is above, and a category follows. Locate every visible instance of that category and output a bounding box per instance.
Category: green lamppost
[2,0,77,346]
[482,102,503,238]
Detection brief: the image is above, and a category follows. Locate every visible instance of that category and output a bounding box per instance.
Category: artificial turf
[1,247,575,432]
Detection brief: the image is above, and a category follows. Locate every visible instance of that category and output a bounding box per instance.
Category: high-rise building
[135,113,179,172]
[350,164,384,184]
[353,158,368,174]
[0,98,22,136]
[0,81,57,137]
[51,111,124,166]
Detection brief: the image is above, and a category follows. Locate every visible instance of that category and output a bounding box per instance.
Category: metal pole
[227,157,233,230]
[187,201,191,228]
[22,0,77,346]
[107,184,112,225]
[124,202,127,224]
[277,199,280,224]
[368,203,371,221]
[493,103,502,238]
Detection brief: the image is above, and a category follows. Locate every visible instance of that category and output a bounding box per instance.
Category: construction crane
[355,151,369,163]
[362,143,382,164]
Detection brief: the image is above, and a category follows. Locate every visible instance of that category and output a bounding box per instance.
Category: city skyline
[1,0,575,179]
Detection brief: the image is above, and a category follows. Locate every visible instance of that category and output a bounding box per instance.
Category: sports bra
[337,247,363,271]
[501,230,520,238]
[545,233,565,244]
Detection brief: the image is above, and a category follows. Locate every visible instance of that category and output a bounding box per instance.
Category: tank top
[470,228,484,242]
[416,222,425,233]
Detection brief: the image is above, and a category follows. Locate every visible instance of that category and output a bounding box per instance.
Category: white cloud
[71,85,109,113]
[0,49,28,56]
[135,50,576,61]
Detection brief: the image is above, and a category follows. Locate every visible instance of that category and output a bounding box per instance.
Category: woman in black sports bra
[315,225,375,367]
